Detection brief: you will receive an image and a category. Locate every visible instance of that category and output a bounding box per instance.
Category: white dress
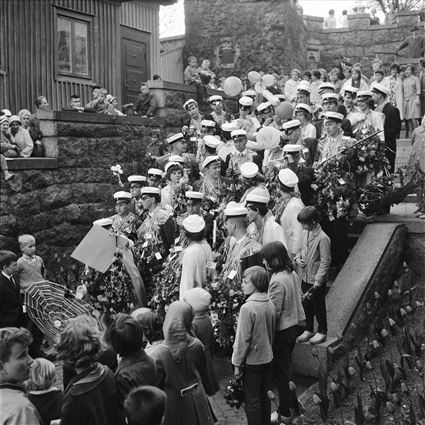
[279,197,305,259]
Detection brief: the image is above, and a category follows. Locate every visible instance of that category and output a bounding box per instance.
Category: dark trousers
[385,138,397,174]
[244,362,272,425]
[302,281,327,334]
[272,325,298,414]
[321,216,347,267]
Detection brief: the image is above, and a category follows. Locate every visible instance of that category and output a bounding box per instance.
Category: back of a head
[109,313,144,356]
[125,385,167,425]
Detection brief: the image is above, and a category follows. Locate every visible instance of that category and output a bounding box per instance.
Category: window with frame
[57,12,91,78]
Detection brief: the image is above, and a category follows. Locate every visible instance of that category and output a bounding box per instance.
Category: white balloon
[262,74,275,87]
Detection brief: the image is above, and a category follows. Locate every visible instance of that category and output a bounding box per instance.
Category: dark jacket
[382,102,401,144]
[134,92,157,117]
[29,388,63,425]
[115,350,158,411]
[315,117,353,139]
[0,273,23,328]
[61,363,118,425]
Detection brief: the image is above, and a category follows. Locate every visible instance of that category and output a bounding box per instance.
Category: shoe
[271,411,292,424]
[271,411,279,424]
[309,333,327,345]
[297,331,315,343]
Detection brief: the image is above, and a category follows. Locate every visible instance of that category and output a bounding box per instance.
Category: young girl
[260,241,305,423]
[26,358,63,425]
[295,206,331,345]
[17,234,45,290]
[232,266,276,425]
[0,327,42,424]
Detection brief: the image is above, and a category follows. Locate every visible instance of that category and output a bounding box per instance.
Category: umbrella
[24,280,93,343]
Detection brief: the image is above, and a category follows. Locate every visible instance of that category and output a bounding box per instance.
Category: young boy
[109,313,159,420]
[124,385,167,425]
[0,327,42,424]
[295,206,331,345]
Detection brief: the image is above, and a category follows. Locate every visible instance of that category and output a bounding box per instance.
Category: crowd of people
[1,45,425,425]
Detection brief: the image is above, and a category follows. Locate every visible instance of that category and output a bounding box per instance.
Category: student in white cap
[342,86,360,125]
[226,129,257,178]
[147,168,163,188]
[208,94,233,126]
[236,96,261,139]
[281,119,302,146]
[161,162,192,210]
[155,133,188,170]
[256,102,278,128]
[353,90,384,141]
[200,119,217,136]
[197,134,223,166]
[182,98,204,134]
[217,122,237,162]
[212,202,262,348]
[318,92,353,138]
[179,215,213,299]
[128,175,147,215]
[137,186,176,253]
[112,191,138,240]
[246,187,287,246]
[256,127,285,174]
[273,169,304,261]
[372,82,402,173]
[296,81,312,106]
[294,103,316,140]
[238,162,266,205]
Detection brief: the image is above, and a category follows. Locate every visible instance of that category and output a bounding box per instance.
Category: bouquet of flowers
[223,373,245,409]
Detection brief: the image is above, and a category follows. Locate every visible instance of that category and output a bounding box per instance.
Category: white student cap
[322,93,339,103]
[164,161,182,173]
[204,135,220,149]
[221,122,238,133]
[208,95,223,102]
[231,129,247,139]
[276,94,286,101]
[224,201,248,217]
[167,133,185,145]
[128,175,147,184]
[168,155,185,164]
[185,191,204,200]
[245,187,271,205]
[202,155,221,169]
[371,83,390,97]
[318,82,336,93]
[343,86,358,95]
[283,144,302,153]
[297,81,312,93]
[113,191,132,201]
[240,162,259,179]
[183,214,205,232]
[257,101,272,112]
[201,119,216,128]
[140,186,161,195]
[324,111,344,122]
[256,126,281,149]
[183,99,198,110]
[357,90,373,98]
[1,109,12,117]
[93,218,113,227]
[243,89,256,97]
[294,103,312,114]
[147,168,163,177]
[278,168,299,187]
[239,96,253,107]
[281,119,301,130]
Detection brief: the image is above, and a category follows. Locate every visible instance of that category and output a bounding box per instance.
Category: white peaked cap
[257,101,272,112]
[324,111,344,121]
[240,162,259,179]
[183,214,205,232]
[283,144,302,152]
[128,175,147,183]
[224,201,248,217]
[239,96,253,106]
[147,168,163,176]
[113,191,132,200]
[243,90,256,97]
[357,90,373,97]
[165,161,182,173]
[204,135,220,149]
[297,81,312,93]
[371,83,390,96]
[185,191,204,200]
[282,119,301,130]
[318,82,336,92]
[278,168,299,187]
[140,186,161,195]
[221,122,238,133]
[183,99,198,109]
[245,186,271,204]
[201,119,216,128]
[322,93,339,102]
[202,155,221,169]
[208,95,223,102]
[231,129,247,138]
[295,103,312,114]
[168,155,185,163]
[167,133,185,145]
[93,218,113,227]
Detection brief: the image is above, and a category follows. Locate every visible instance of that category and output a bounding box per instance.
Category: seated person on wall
[9,115,34,158]
[134,83,157,117]
[65,94,84,112]
[84,88,109,114]
[184,55,208,102]
[1,116,20,158]
[106,95,125,116]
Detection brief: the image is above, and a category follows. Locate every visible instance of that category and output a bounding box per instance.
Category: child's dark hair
[242,266,269,293]
[297,206,321,224]
[109,313,144,356]
[0,250,17,269]
[312,69,321,80]
[124,385,167,425]
[261,241,294,274]
[246,202,268,216]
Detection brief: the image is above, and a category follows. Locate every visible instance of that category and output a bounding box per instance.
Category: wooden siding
[120,1,160,77]
[0,0,160,112]
[160,45,184,83]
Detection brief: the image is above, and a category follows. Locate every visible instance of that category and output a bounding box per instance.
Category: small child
[124,385,167,425]
[0,327,42,424]
[295,206,331,345]
[26,358,63,425]
[17,234,46,291]
[109,313,159,419]
[183,287,219,394]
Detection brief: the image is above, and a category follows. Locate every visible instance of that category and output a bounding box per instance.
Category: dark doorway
[120,26,150,105]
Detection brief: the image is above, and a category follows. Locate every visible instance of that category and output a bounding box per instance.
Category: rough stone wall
[184,0,307,78]
[0,112,180,283]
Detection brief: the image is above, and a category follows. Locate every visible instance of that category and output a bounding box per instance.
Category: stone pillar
[36,110,58,158]
[347,13,370,30]
[303,15,324,32]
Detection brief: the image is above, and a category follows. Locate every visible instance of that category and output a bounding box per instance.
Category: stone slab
[5,158,58,170]
[326,223,406,339]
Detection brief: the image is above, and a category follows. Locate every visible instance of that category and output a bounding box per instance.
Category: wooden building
[0,0,175,113]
